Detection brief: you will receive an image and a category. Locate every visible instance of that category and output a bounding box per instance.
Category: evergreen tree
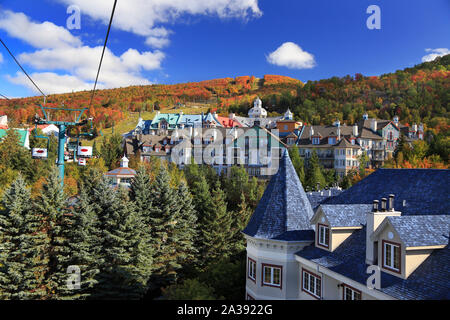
[147,166,181,290]
[130,165,153,216]
[230,193,252,254]
[289,145,306,184]
[33,167,70,299]
[199,181,234,266]
[306,150,326,190]
[173,181,198,275]
[64,189,102,299]
[0,175,47,299]
[94,179,152,299]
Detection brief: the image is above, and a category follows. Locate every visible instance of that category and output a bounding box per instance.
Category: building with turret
[243,154,450,300]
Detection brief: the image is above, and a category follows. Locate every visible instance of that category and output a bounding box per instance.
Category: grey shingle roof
[387,215,450,247]
[319,204,372,227]
[323,168,450,216]
[296,227,450,300]
[242,151,315,241]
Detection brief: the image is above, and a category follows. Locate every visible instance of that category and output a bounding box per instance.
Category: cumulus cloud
[8,72,94,94]
[421,48,450,62]
[54,0,262,48]
[1,10,164,94]
[267,42,316,69]
[0,10,82,49]
[16,46,162,93]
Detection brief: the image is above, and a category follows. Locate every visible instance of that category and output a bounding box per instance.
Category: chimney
[229,113,235,120]
[310,126,314,138]
[366,198,401,265]
[371,119,377,132]
[337,126,341,141]
[353,124,358,137]
[381,198,387,211]
[388,194,395,211]
[413,123,418,132]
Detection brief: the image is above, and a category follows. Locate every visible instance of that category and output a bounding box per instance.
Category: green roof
[0,129,29,147]
[150,113,181,129]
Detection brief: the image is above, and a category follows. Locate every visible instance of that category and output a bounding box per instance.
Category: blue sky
[0,0,449,98]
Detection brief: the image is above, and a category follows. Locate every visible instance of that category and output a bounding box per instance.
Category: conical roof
[242,151,315,241]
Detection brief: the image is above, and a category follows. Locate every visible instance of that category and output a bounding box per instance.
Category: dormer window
[382,240,401,273]
[318,224,330,248]
[312,137,320,145]
[328,137,336,145]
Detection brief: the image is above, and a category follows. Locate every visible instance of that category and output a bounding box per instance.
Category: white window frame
[262,265,282,288]
[383,241,400,272]
[248,258,256,282]
[318,224,330,248]
[302,270,321,299]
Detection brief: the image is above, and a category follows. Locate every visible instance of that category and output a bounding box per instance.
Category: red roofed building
[214,114,243,128]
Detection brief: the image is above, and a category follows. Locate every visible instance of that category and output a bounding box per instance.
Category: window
[312,137,320,145]
[383,240,401,273]
[343,285,361,300]
[248,258,256,282]
[302,269,321,299]
[262,264,282,288]
[317,224,330,248]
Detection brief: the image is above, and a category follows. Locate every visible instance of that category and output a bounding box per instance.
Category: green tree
[0,175,47,299]
[199,181,234,266]
[289,145,305,184]
[100,133,123,170]
[162,279,217,300]
[64,189,102,299]
[174,181,198,275]
[33,167,70,299]
[94,179,152,299]
[306,150,326,190]
[147,166,182,290]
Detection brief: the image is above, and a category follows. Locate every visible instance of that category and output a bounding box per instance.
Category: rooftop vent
[388,194,395,212]
[372,200,379,212]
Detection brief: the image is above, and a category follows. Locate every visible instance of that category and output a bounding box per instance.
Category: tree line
[0,155,264,300]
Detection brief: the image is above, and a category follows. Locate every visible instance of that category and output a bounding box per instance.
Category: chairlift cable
[89,0,118,108]
[0,38,47,98]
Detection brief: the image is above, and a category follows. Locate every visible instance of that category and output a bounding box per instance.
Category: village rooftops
[295,227,450,300]
[322,168,450,217]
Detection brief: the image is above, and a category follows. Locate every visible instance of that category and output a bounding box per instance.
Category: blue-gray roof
[296,227,450,300]
[242,151,315,241]
[306,188,343,211]
[386,215,450,247]
[323,169,450,216]
[319,204,372,227]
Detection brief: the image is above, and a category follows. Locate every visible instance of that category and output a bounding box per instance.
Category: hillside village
[0,66,448,301]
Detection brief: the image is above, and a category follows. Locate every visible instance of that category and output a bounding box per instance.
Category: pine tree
[64,189,102,299]
[306,150,326,190]
[199,181,233,266]
[130,165,153,217]
[0,175,47,299]
[94,179,152,299]
[174,181,198,275]
[230,193,252,254]
[147,166,181,290]
[33,167,71,299]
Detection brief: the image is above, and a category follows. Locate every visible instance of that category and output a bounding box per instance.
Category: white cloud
[0,52,3,64]
[15,46,161,93]
[1,10,163,94]
[421,48,450,62]
[0,10,82,49]
[54,0,262,48]
[145,37,170,49]
[267,42,316,69]
[8,72,94,94]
